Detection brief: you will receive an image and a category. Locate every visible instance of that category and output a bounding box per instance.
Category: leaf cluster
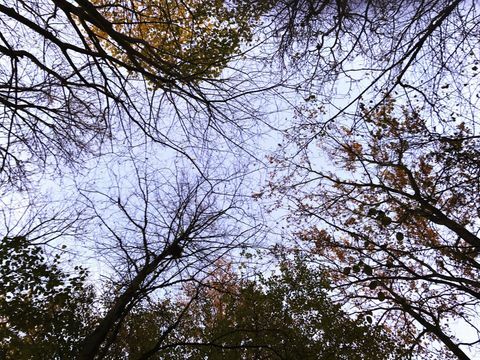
[0,236,94,359]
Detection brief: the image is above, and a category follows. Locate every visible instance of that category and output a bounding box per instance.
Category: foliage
[0,236,94,359]
[87,0,266,84]
[2,1,480,359]
[268,97,480,358]
[107,258,408,359]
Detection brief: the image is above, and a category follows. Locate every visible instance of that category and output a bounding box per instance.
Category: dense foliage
[0,236,94,359]
[100,258,408,359]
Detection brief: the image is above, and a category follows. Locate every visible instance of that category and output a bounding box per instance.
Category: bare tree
[73,152,262,359]
[258,0,479,129]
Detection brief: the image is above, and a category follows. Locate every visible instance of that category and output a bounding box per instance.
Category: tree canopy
[87,0,264,84]
[268,97,480,358]
[0,236,94,359]
[1,0,479,359]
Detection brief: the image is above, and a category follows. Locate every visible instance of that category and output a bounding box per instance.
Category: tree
[3,1,480,359]
[0,235,94,359]
[260,0,478,126]
[1,2,271,357]
[0,144,266,360]
[267,97,480,358]
[259,2,480,358]
[87,0,264,84]
[0,0,271,191]
[104,256,408,359]
[70,151,263,359]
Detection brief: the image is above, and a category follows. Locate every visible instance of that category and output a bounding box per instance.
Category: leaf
[380,216,392,226]
[363,264,373,276]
